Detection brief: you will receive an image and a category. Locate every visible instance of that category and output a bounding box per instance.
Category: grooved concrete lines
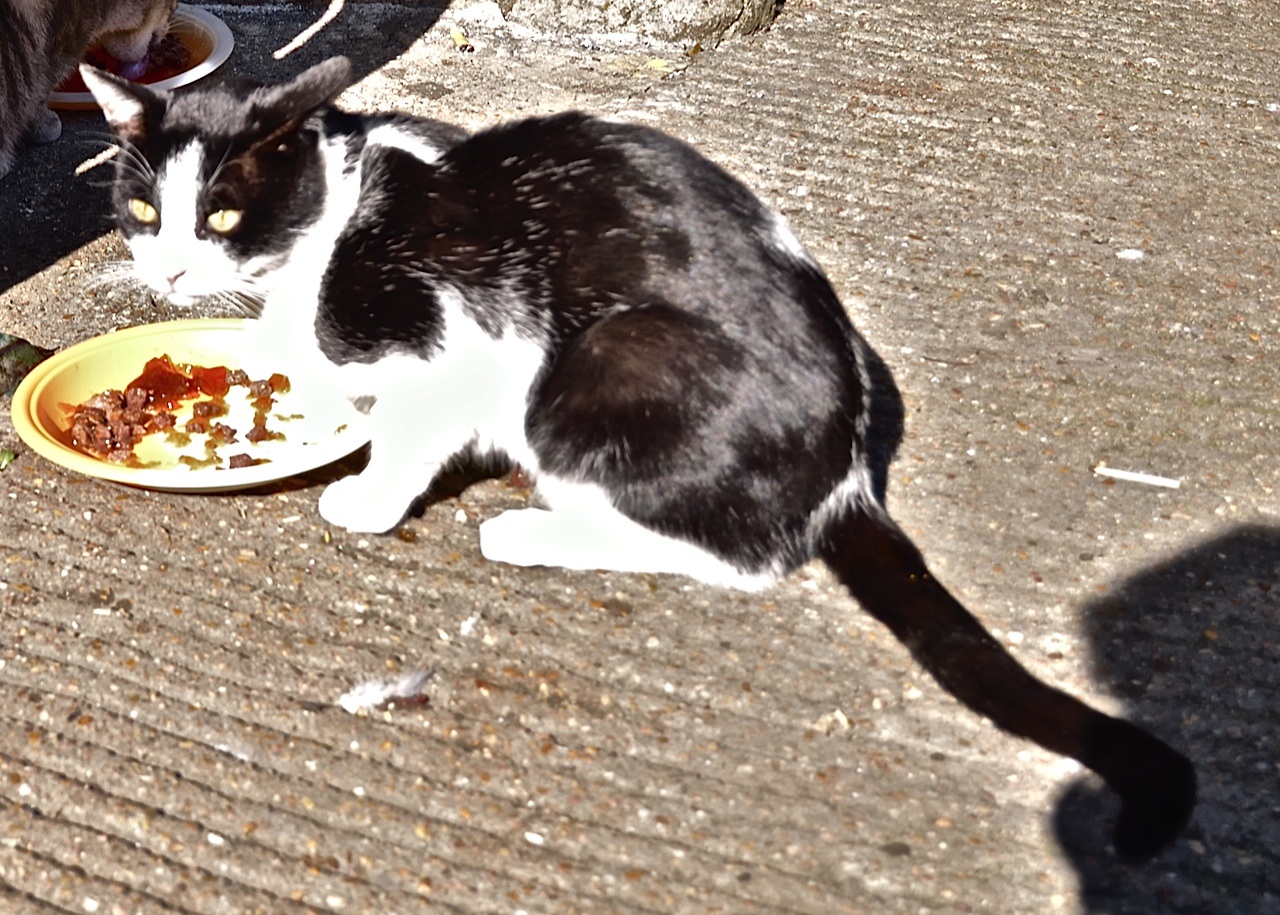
[1,2,1277,913]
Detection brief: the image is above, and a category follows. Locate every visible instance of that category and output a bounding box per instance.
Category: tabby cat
[0,0,177,178]
[81,58,1196,859]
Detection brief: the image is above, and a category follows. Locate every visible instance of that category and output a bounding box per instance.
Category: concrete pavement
[1,2,1278,912]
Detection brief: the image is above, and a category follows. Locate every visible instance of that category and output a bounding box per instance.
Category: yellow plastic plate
[10,319,368,492]
[49,5,235,111]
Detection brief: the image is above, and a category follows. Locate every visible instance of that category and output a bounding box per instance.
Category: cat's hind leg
[480,479,774,591]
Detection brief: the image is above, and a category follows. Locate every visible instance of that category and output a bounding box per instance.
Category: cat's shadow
[1054,523,1280,913]
[0,3,453,297]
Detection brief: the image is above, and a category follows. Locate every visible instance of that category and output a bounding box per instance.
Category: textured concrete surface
[1,2,1278,913]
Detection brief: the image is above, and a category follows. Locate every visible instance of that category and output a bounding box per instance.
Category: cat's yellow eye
[128,198,158,225]
[206,209,242,235]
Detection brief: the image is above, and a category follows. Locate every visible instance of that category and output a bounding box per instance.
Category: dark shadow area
[860,338,905,506]
[1054,524,1280,914]
[0,2,452,296]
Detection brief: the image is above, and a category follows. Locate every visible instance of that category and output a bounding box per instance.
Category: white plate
[10,319,369,493]
[49,5,234,111]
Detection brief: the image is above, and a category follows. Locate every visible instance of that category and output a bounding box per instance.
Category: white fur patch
[317,288,546,532]
[128,142,235,304]
[767,211,816,266]
[366,123,449,165]
[338,668,433,714]
[252,133,364,357]
[483,477,776,591]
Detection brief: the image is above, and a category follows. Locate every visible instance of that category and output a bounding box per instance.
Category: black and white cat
[0,0,177,179]
[81,58,1195,859]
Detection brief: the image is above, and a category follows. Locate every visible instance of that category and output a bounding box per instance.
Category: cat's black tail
[816,505,1195,860]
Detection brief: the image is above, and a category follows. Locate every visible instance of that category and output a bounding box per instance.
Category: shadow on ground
[0,3,452,296]
[1055,524,1280,914]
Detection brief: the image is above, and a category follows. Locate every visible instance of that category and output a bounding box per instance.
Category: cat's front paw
[318,475,409,533]
[28,109,62,145]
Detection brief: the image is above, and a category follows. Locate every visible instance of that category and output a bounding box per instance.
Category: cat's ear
[252,57,353,124]
[79,65,157,142]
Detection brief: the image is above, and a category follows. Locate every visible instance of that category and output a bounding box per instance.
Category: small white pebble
[82,899,100,913]
[1051,757,1083,777]
[524,831,544,845]
[206,832,225,846]
[455,508,468,523]
[1116,248,1145,260]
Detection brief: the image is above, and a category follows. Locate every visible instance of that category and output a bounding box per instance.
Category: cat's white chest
[312,289,547,534]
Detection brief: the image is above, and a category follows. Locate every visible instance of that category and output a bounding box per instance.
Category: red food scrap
[208,423,238,446]
[191,398,228,419]
[245,412,285,444]
[189,365,231,397]
[66,355,293,468]
[126,355,199,410]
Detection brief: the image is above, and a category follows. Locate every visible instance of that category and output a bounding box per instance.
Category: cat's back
[458,113,860,357]
[0,1,56,83]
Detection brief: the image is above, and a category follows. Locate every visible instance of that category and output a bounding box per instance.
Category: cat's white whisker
[204,143,238,198]
[217,288,264,318]
[83,260,147,292]
[106,136,156,186]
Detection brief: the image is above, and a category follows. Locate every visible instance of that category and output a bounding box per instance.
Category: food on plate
[65,354,292,468]
[57,31,193,93]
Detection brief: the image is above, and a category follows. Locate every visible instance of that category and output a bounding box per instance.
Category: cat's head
[95,0,180,64]
[81,57,352,308]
